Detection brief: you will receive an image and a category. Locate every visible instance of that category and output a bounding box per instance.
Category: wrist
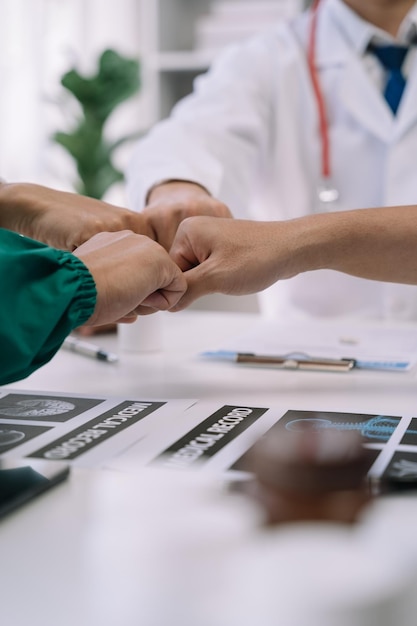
[272,214,340,278]
[0,182,21,230]
[289,212,357,275]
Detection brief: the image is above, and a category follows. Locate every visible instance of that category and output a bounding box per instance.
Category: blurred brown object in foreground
[243,426,375,525]
[75,323,117,336]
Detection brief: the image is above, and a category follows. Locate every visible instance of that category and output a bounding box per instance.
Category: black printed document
[0,389,194,468]
[1,389,417,489]
[104,400,417,489]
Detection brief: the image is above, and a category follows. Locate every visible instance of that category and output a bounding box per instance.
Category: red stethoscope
[307,0,340,206]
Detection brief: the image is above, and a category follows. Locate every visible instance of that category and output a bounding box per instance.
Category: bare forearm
[0,182,151,250]
[284,205,417,284]
[168,205,417,311]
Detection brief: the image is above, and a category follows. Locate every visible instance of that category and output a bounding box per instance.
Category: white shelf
[140,0,305,124]
[153,50,216,72]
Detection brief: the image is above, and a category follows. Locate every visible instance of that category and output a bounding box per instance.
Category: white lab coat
[127,0,417,320]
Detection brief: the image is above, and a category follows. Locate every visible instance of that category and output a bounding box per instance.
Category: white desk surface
[3,310,417,626]
[7,309,417,415]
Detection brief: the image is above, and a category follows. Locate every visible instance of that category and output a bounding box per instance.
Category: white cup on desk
[118,313,163,353]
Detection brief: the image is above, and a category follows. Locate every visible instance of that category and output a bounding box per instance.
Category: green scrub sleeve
[0,229,97,385]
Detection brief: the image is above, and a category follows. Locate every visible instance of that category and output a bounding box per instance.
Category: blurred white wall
[0,0,145,203]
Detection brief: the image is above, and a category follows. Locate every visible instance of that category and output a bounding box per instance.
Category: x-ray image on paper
[0,394,104,422]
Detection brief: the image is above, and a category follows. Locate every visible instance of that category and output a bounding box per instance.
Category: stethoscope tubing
[307,0,331,181]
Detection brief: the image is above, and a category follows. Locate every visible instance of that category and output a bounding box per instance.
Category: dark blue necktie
[369,44,409,114]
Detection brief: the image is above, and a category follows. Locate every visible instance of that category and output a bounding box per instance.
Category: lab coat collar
[326,0,378,56]
[395,51,417,139]
[330,0,417,48]
[316,0,417,65]
[310,1,373,67]
[313,0,417,142]
[339,55,394,142]
[399,5,417,43]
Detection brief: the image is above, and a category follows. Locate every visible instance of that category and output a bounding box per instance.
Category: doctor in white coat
[127,0,417,320]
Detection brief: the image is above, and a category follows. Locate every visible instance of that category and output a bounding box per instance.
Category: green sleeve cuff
[52,251,97,328]
[0,230,97,384]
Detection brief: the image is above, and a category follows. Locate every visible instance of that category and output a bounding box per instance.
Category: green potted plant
[53,48,141,199]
